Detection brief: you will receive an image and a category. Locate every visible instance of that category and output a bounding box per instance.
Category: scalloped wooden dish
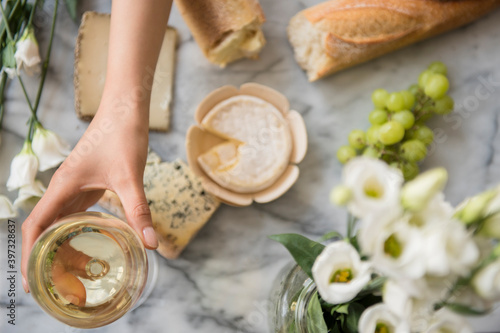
[186,83,308,206]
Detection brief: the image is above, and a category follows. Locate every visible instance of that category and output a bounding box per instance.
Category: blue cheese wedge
[98,156,220,259]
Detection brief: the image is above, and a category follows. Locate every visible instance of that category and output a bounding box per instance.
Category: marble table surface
[1,0,500,332]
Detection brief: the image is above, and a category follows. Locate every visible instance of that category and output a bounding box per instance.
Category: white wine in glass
[27,212,149,328]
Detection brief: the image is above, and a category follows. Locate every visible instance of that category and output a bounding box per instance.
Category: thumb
[116,185,158,250]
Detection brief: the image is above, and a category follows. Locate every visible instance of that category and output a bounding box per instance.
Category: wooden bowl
[186,83,308,206]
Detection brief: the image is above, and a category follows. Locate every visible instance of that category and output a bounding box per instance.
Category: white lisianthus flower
[422,309,472,333]
[342,157,403,219]
[369,220,426,279]
[358,304,409,333]
[424,220,479,277]
[0,195,17,219]
[401,168,448,212]
[383,279,413,320]
[15,26,41,76]
[471,259,500,302]
[6,141,39,191]
[32,123,71,171]
[13,179,46,211]
[312,241,371,304]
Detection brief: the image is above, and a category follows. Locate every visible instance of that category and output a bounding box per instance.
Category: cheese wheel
[198,95,292,193]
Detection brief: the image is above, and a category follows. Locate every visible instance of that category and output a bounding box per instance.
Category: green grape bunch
[337,62,454,180]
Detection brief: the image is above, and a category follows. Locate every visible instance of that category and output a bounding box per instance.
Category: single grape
[363,147,380,159]
[366,125,381,145]
[424,74,449,100]
[408,84,420,96]
[428,61,447,75]
[418,70,434,88]
[378,121,405,145]
[372,89,389,108]
[402,162,420,180]
[337,146,357,164]
[400,140,427,162]
[348,130,366,150]
[434,95,454,115]
[412,126,434,145]
[386,92,405,112]
[369,109,388,125]
[391,110,415,130]
[401,90,416,110]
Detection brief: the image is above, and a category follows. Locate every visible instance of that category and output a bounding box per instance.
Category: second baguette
[288,0,500,81]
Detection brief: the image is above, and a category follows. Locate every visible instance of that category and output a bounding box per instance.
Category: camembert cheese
[74,12,177,131]
[198,95,292,193]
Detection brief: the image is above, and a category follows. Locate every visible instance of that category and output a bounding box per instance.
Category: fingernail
[22,277,29,293]
[143,227,158,248]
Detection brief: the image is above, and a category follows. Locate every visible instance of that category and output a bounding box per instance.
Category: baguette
[174,0,266,67]
[288,0,500,81]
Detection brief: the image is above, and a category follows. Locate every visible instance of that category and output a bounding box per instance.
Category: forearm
[101,0,173,126]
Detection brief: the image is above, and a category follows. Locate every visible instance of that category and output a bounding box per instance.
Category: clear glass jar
[28,212,149,328]
[269,262,317,333]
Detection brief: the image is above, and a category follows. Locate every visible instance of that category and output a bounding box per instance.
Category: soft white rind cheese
[198,95,292,193]
[74,12,176,131]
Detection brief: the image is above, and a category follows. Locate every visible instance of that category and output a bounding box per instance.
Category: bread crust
[289,0,500,81]
[174,0,265,65]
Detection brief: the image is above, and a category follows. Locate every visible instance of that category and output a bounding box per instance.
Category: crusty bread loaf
[288,0,500,81]
[174,0,266,67]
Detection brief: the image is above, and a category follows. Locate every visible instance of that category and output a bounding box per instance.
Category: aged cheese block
[74,12,177,131]
[98,155,220,259]
[198,95,292,193]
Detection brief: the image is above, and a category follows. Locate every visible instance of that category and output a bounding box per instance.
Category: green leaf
[445,302,491,316]
[2,42,16,68]
[63,0,78,21]
[344,302,365,333]
[335,304,349,315]
[319,231,343,242]
[269,234,325,279]
[306,292,328,333]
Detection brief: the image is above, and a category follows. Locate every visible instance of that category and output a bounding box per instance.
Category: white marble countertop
[1,0,500,332]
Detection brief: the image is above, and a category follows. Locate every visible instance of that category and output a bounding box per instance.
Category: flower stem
[0,0,21,42]
[0,72,7,129]
[0,2,14,40]
[33,0,59,113]
[27,0,41,28]
[16,75,36,116]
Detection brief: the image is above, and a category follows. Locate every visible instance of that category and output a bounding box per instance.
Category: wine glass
[27,212,153,328]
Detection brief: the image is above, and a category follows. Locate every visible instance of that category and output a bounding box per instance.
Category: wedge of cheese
[74,12,177,131]
[98,154,220,259]
[198,95,292,193]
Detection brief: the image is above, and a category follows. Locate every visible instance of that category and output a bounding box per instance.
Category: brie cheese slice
[198,95,292,193]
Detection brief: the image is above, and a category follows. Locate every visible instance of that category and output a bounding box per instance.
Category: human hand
[21,102,157,293]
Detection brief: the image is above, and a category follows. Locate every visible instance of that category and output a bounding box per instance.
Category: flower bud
[329,185,352,206]
[455,190,497,225]
[401,168,448,211]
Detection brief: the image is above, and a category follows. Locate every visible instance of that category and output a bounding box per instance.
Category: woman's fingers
[51,263,87,307]
[115,183,158,250]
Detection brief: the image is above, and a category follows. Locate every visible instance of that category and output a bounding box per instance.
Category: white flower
[383,279,413,320]
[358,304,409,333]
[312,241,371,304]
[6,141,38,191]
[13,179,46,212]
[15,27,41,76]
[32,123,71,171]
[422,309,472,333]
[0,195,17,219]
[423,220,479,277]
[471,259,500,302]
[342,157,403,219]
[455,188,498,225]
[368,220,426,279]
[401,168,448,212]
